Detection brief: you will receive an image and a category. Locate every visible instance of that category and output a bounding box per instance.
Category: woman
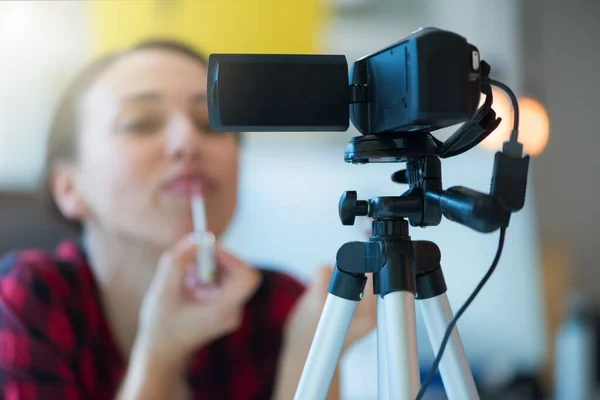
[0,41,376,399]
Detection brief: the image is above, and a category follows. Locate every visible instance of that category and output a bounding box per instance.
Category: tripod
[293,136,499,399]
[293,218,478,400]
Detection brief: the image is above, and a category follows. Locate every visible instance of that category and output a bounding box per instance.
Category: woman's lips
[162,177,215,197]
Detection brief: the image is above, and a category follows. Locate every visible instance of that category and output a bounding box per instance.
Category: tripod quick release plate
[344,133,440,164]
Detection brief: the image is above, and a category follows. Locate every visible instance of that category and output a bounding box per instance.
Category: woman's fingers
[178,246,260,314]
[214,246,249,271]
[316,265,333,291]
[157,235,198,287]
[216,249,261,307]
[191,284,219,301]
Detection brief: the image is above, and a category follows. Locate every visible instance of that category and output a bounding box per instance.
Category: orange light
[479,90,549,156]
[517,97,550,156]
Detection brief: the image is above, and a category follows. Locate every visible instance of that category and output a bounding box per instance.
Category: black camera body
[349,27,482,135]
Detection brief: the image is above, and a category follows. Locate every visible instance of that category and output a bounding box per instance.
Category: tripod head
[339,133,511,234]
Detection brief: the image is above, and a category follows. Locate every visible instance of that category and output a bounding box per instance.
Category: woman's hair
[43,40,209,232]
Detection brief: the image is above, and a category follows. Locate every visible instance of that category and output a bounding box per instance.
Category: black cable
[415,227,507,400]
[489,79,519,142]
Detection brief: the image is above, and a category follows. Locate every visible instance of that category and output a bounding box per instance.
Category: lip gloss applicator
[191,194,216,284]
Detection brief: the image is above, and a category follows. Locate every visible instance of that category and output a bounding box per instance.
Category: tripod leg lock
[328,266,368,301]
[416,267,447,299]
[329,241,383,301]
[336,241,385,274]
[412,240,448,299]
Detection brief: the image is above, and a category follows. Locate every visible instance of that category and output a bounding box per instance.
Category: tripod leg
[382,292,420,398]
[294,293,357,400]
[377,296,390,400]
[419,293,479,400]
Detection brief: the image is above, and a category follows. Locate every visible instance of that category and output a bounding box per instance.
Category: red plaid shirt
[0,241,306,400]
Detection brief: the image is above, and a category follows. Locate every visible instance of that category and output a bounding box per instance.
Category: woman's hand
[118,235,260,400]
[136,234,261,365]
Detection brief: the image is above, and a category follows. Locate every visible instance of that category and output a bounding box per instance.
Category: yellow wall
[89,0,328,57]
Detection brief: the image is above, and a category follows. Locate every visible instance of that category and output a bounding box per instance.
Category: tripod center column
[372,218,421,397]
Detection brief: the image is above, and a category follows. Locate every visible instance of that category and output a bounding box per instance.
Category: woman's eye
[120,118,161,134]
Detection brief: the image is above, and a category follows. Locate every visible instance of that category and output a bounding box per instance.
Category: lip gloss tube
[191,194,215,284]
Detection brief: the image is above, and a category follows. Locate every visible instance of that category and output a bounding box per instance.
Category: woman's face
[67,49,239,248]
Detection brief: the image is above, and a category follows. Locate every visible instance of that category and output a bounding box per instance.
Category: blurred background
[0,0,598,399]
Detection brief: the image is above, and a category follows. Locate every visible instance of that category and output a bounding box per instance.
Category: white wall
[0,1,89,190]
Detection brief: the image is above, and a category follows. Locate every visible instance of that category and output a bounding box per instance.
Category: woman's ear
[51,162,89,222]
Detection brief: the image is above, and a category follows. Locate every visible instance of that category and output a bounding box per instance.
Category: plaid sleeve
[207,269,307,400]
[0,251,83,400]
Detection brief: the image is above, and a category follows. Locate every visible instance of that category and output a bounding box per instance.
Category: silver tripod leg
[377,296,390,400]
[382,291,421,398]
[294,293,357,400]
[418,293,479,400]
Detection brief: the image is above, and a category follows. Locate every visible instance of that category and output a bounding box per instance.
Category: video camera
[207,27,526,233]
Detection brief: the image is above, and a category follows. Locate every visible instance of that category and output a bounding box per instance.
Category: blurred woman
[0,40,376,399]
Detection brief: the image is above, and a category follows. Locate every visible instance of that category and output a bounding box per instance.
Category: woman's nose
[165,114,202,161]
